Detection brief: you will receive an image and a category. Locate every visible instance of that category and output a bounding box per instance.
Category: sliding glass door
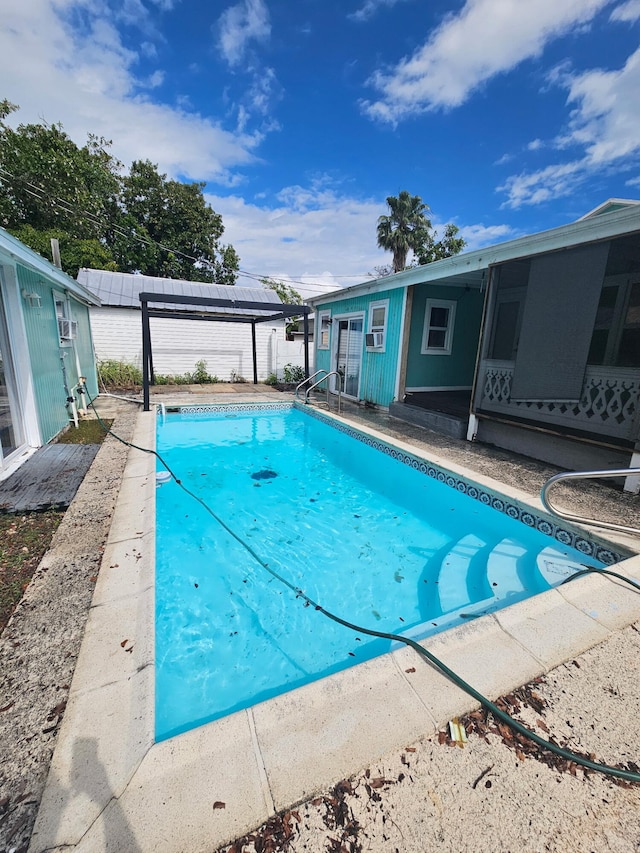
[334,316,363,398]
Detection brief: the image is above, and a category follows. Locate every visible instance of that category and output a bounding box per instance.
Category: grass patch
[0,510,64,633]
[56,418,113,444]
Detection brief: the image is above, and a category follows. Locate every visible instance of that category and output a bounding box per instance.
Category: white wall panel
[90,308,308,381]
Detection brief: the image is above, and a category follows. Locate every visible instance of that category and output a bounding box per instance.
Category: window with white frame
[55,295,77,346]
[421,299,456,355]
[318,310,331,349]
[366,299,388,350]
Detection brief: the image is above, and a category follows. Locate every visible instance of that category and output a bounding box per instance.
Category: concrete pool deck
[14,388,640,852]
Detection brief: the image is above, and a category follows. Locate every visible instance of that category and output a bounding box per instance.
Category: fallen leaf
[405,667,416,673]
[120,639,129,648]
[213,801,226,810]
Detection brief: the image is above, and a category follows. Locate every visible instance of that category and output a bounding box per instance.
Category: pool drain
[251,469,278,480]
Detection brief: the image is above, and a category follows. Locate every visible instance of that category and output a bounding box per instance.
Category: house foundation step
[389,401,468,440]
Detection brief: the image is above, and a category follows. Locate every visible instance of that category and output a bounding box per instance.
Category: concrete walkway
[1,387,638,853]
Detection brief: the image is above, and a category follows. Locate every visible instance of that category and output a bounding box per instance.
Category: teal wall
[17,265,96,442]
[72,298,99,399]
[314,287,405,406]
[405,283,484,389]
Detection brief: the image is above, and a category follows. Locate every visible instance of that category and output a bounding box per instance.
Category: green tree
[10,224,118,273]
[414,223,466,265]
[261,277,303,336]
[116,160,238,282]
[0,104,239,283]
[376,191,466,273]
[260,277,302,305]
[0,115,122,275]
[377,190,432,273]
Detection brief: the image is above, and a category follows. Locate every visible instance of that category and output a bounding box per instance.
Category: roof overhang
[306,203,640,308]
[0,228,101,307]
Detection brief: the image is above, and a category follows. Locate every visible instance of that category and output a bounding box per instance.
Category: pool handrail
[304,371,343,414]
[541,467,640,535]
[295,369,328,401]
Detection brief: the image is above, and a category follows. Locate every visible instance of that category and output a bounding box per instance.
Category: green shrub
[265,373,278,386]
[98,358,220,388]
[191,359,211,384]
[283,363,305,384]
[98,359,142,388]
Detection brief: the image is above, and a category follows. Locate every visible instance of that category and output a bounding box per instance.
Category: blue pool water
[155,405,612,740]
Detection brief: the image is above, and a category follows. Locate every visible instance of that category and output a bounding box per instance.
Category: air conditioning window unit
[366,331,384,348]
[58,318,78,340]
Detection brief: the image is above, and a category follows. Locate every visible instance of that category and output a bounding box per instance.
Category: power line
[0,165,364,288]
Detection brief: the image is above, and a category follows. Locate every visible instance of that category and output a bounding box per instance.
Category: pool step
[486,537,529,602]
[432,535,583,622]
[437,534,488,614]
[536,547,588,586]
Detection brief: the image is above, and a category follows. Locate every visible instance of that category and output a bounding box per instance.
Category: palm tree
[376,190,432,273]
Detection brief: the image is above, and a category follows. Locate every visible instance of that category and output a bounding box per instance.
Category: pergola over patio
[139,290,311,411]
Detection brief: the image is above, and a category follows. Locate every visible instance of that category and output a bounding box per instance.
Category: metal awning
[139,291,311,410]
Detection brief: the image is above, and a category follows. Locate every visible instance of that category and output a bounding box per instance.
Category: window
[55,296,77,345]
[366,300,388,350]
[318,311,331,349]
[587,277,640,368]
[489,288,525,360]
[421,299,456,355]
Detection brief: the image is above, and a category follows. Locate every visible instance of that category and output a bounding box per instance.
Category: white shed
[78,269,304,382]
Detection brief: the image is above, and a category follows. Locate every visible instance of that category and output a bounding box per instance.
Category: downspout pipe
[60,352,78,428]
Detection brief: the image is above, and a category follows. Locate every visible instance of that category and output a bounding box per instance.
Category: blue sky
[2,0,640,295]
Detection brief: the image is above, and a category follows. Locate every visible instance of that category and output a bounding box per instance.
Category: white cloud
[610,0,640,21]
[145,70,165,88]
[208,187,388,291]
[459,222,517,249]
[247,67,282,116]
[208,183,512,291]
[0,0,261,183]
[361,0,613,122]
[348,0,408,24]
[217,0,271,68]
[500,47,640,207]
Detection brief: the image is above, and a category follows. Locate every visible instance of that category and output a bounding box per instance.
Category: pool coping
[28,403,640,853]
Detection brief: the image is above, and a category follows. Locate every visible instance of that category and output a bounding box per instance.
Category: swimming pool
[155,403,622,740]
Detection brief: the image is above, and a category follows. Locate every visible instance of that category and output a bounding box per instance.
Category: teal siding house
[307,199,640,491]
[308,272,483,409]
[0,228,100,479]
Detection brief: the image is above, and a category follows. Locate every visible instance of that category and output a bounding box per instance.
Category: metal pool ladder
[541,467,640,535]
[295,370,343,413]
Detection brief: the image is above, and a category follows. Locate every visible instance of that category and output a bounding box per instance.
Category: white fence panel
[90,307,291,381]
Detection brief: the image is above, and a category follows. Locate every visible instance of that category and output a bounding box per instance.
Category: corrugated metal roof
[77,269,283,315]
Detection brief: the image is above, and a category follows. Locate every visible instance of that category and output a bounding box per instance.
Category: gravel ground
[217,624,640,853]
[0,391,638,853]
